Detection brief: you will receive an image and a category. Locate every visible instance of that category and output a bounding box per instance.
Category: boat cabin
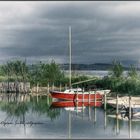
[64,88,83,93]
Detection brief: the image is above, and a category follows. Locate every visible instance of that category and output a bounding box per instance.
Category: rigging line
[71,77,97,86]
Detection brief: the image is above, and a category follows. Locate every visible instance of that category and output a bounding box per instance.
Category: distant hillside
[59,63,134,70]
[59,63,112,70]
[27,63,140,71]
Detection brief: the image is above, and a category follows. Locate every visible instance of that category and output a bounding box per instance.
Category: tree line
[0,60,67,87]
[93,60,140,95]
[0,59,140,95]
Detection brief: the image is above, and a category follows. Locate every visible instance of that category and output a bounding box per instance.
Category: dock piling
[52,83,54,91]
[36,83,39,93]
[116,94,119,115]
[89,91,90,104]
[129,117,132,138]
[94,91,96,107]
[129,96,132,120]
[37,94,38,103]
[47,82,50,93]
[82,102,84,119]
[76,92,78,115]
[94,107,96,123]
[104,111,107,129]
[60,83,61,91]
[76,86,78,101]
[104,91,107,110]
[82,88,84,102]
[88,106,91,121]
[116,114,119,135]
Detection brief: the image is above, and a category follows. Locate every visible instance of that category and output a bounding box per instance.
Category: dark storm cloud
[1,1,140,64]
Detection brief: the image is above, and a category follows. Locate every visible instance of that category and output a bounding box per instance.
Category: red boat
[51,100,102,108]
[50,28,111,102]
[50,88,110,101]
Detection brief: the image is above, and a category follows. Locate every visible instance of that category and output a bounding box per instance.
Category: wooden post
[104,111,107,129]
[76,86,78,115]
[76,86,78,101]
[94,91,96,107]
[65,84,67,90]
[94,107,96,123]
[104,91,107,110]
[116,114,119,135]
[116,94,119,115]
[129,117,132,138]
[82,88,84,102]
[68,110,71,139]
[1,83,3,93]
[116,93,119,135]
[47,82,50,93]
[76,100,78,115]
[28,94,30,102]
[129,96,131,120]
[88,91,90,104]
[36,82,39,93]
[52,83,54,91]
[82,88,84,119]
[37,94,38,103]
[88,106,91,121]
[47,96,49,105]
[60,83,61,92]
[82,102,84,119]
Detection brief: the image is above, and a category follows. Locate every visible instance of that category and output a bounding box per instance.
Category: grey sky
[0,1,140,65]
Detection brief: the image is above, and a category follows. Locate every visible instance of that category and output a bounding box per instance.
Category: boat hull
[50,90,103,101]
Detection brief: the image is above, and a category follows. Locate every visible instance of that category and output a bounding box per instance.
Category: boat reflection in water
[51,100,102,116]
[51,100,102,108]
[50,100,102,139]
[50,100,102,120]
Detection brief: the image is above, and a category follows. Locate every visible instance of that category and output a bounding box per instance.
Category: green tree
[1,60,29,82]
[128,65,138,79]
[29,60,65,87]
[110,60,124,78]
[29,61,42,87]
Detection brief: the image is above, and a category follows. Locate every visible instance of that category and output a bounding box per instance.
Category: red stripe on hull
[50,91,103,101]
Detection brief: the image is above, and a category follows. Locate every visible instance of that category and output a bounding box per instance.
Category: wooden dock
[0,82,30,93]
[106,96,140,109]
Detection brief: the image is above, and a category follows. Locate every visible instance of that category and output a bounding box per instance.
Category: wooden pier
[0,82,30,93]
[106,95,140,109]
[103,92,140,123]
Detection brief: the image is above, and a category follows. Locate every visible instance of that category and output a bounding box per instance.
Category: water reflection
[129,118,132,138]
[94,107,97,123]
[0,93,140,138]
[104,111,107,129]
[68,110,71,139]
[116,114,119,135]
[0,93,60,124]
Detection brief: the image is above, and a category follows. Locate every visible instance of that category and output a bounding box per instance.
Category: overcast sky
[0,1,140,65]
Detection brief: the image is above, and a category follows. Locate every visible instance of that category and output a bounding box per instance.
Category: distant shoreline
[64,70,129,78]
[59,63,140,71]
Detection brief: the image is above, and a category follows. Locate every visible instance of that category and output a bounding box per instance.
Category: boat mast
[69,26,72,88]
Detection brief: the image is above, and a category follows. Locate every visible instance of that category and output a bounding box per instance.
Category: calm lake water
[0,94,139,139]
[64,70,128,78]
